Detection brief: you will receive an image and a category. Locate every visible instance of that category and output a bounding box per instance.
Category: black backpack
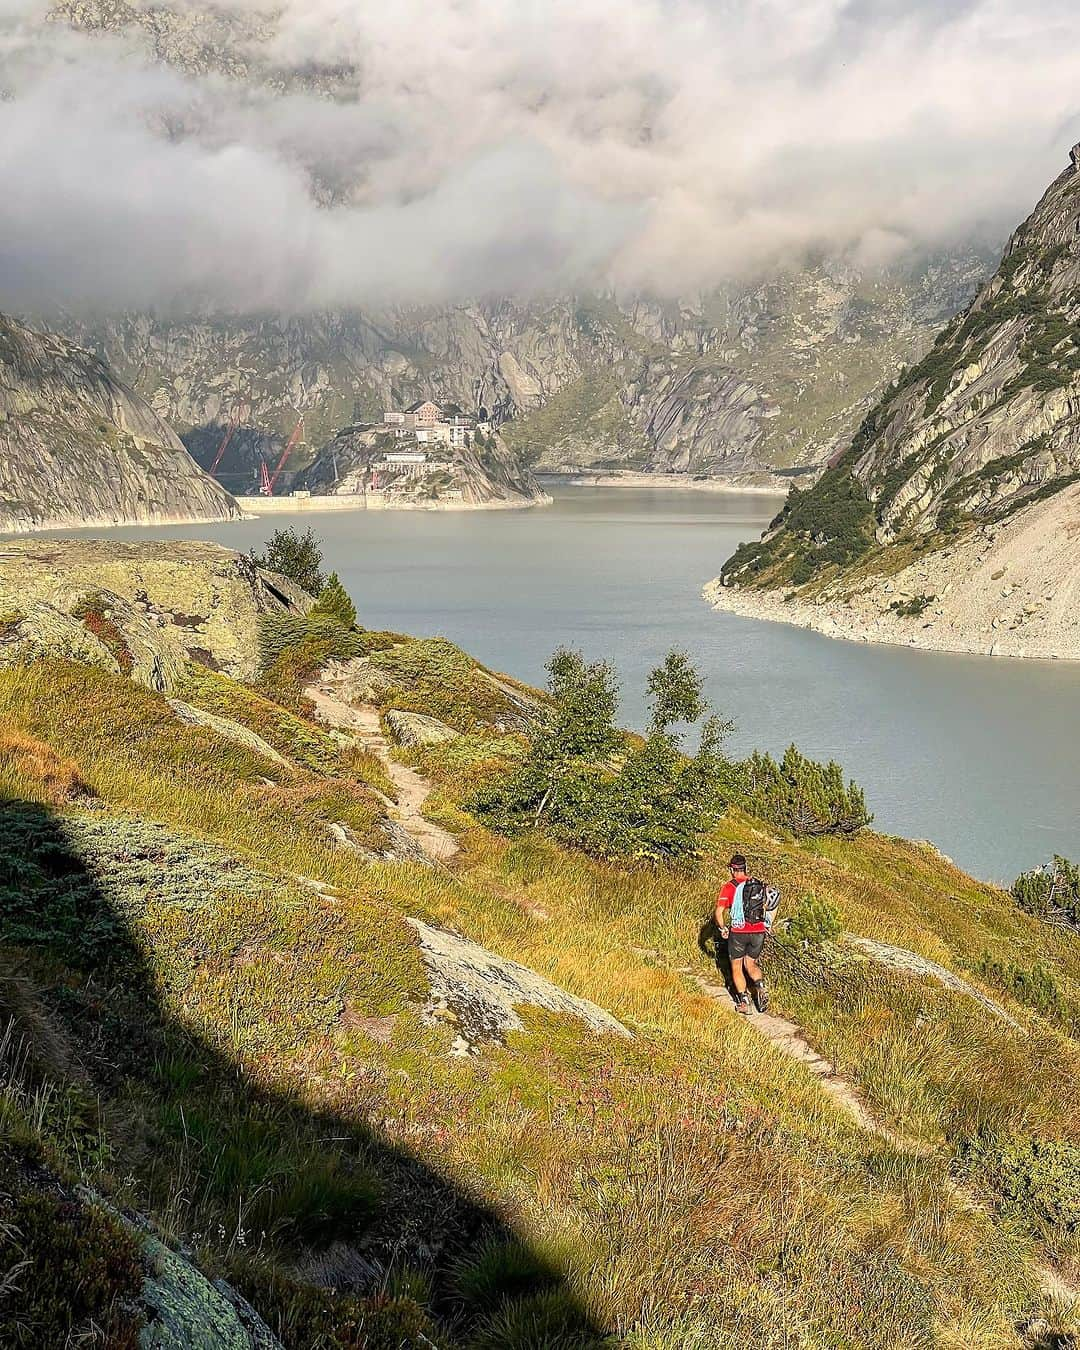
[740,878,768,927]
[739,879,781,927]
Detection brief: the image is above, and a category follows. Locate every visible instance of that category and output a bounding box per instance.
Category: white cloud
[1,0,1078,312]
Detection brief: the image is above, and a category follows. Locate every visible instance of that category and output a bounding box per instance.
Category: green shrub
[0,1187,145,1349]
[975,952,1072,1027]
[784,893,842,945]
[253,527,325,596]
[473,648,731,863]
[1012,855,1080,927]
[741,745,872,837]
[961,1135,1080,1239]
[312,571,357,629]
[889,593,935,618]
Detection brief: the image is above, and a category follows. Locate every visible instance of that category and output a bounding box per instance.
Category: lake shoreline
[538,471,794,495]
[704,480,1080,663]
[235,490,551,517]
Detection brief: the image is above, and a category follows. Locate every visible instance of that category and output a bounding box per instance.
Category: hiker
[716,853,774,1016]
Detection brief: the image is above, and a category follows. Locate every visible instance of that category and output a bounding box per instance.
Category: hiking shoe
[736,994,753,1016]
[754,980,769,1014]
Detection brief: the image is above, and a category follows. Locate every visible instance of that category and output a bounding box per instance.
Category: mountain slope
[0,313,239,532]
[2,539,1080,1347]
[712,144,1080,658]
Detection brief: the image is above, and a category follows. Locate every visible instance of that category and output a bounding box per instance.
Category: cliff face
[0,314,240,533]
[67,266,988,491]
[713,145,1080,659]
[41,2,990,486]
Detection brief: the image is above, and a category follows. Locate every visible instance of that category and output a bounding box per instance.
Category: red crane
[208,398,249,477]
[259,414,305,495]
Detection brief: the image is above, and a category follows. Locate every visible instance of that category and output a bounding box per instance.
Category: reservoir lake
[85,485,1078,884]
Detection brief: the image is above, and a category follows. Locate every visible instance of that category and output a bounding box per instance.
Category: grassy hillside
[2,623,1079,1345]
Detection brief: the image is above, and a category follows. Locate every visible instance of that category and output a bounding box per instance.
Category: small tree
[785,893,842,945]
[742,744,871,837]
[253,527,325,596]
[473,647,731,863]
[312,572,357,629]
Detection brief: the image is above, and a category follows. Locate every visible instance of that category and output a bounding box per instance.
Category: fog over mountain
[1,0,1078,313]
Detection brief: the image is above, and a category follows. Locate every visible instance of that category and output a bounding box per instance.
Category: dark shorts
[728,930,765,961]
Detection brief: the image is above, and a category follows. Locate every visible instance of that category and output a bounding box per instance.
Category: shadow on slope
[0,795,607,1348]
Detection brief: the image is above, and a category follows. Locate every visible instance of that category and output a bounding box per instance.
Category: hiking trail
[643,944,1079,1315]
[306,678,460,865]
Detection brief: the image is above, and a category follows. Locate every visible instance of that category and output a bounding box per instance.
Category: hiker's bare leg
[730,956,746,996]
[743,955,762,987]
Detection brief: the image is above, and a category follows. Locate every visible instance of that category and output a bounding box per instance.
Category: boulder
[385,709,461,748]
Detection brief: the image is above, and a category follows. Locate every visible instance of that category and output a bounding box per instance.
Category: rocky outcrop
[0,313,240,532]
[384,710,461,748]
[297,424,549,508]
[408,919,630,1048]
[714,145,1080,659]
[0,539,309,686]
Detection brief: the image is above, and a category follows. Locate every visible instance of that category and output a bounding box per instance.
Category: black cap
[728,854,746,870]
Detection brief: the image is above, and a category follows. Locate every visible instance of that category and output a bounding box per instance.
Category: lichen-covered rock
[138,1227,284,1349]
[0,539,310,684]
[408,919,630,1045]
[384,709,461,748]
[168,699,290,766]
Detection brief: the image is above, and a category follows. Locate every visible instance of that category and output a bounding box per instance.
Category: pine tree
[312,572,357,629]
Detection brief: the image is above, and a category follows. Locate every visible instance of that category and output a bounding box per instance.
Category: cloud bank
[1,0,1078,313]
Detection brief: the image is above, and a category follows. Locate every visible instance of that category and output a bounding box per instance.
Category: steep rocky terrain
[0,313,239,532]
[39,2,990,487]
[713,144,1080,658]
[2,538,1080,1347]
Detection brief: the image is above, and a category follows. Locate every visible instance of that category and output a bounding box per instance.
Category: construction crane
[259,414,305,495]
[208,398,249,477]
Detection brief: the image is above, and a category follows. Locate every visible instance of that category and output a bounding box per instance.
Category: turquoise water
[67,486,1080,883]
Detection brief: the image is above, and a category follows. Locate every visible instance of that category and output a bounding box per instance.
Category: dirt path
[674,952,1079,1317]
[306,680,460,865]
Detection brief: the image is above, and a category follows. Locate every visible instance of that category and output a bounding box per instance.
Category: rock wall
[0,314,239,533]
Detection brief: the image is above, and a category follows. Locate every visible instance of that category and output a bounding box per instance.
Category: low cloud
[1,0,1078,313]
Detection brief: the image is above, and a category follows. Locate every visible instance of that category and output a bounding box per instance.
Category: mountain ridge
[711,143,1080,659]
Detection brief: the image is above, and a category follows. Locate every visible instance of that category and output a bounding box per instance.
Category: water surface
[52,487,1080,883]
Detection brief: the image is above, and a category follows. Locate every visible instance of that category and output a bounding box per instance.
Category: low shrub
[1012,855,1080,928]
[258,612,362,672]
[975,952,1072,1027]
[740,745,872,837]
[783,893,842,945]
[0,1185,145,1349]
[73,593,134,675]
[889,593,935,618]
[961,1134,1080,1240]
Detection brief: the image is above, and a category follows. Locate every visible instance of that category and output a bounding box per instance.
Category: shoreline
[703,480,1080,664]
[235,491,551,516]
[0,507,242,535]
[702,579,1080,663]
[538,471,794,495]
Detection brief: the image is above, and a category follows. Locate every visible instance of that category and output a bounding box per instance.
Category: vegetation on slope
[2,580,1080,1346]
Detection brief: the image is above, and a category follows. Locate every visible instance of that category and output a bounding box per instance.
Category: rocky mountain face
[42,1,990,488]
[64,264,990,492]
[714,145,1080,659]
[0,313,239,532]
